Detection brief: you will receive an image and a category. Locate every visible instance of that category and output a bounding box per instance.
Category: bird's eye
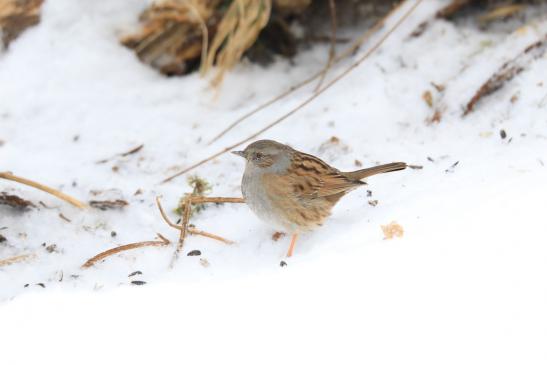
[254,152,263,160]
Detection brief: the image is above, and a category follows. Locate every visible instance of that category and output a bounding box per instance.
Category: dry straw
[203,0,272,86]
[0,171,86,209]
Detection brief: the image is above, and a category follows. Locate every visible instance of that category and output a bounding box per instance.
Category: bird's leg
[286,233,298,257]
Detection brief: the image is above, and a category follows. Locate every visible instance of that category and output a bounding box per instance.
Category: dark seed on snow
[131,281,146,286]
[280,261,287,267]
[128,271,143,277]
[36,283,45,288]
[500,129,507,139]
[187,250,201,256]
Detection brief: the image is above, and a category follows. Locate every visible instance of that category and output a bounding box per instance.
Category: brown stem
[0,171,86,209]
[169,195,192,267]
[81,235,170,269]
[188,196,245,204]
[156,195,238,245]
[156,196,183,229]
[96,144,144,163]
[189,228,234,244]
[0,253,36,267]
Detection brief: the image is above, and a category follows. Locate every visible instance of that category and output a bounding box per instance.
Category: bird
[232,139,406,257]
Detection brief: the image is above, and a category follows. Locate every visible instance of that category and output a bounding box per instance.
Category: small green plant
[175,175,212,217]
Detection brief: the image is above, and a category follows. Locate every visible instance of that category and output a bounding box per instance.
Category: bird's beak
[231,150,246,158]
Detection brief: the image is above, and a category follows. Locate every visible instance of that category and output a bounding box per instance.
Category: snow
[1,0,547,364]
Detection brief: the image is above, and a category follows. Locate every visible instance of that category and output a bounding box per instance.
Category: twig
[163,0,423,183]
[157,196,238,267]
[315,0,337,92]
[206,73,319,145]
[189,228,234,244]
[96,144,144,163]
[156,196,236,244]
[170,195,192,267]
[464,34,547,116]
[0,171,86,209]
[180,0,209,76]
[58,213,71,222]
[186,196,245,204]
[81,234,170,268]
[156,196,183,229]
[0,253,36,267]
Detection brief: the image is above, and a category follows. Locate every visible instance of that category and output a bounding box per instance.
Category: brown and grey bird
[232,140,406,257]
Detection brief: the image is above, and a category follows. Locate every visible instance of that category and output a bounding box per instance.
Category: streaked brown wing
[260,153,363,230]
[287,152,364,199]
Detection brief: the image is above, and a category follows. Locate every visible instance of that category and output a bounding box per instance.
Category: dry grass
[0,171,87,209]
[0,253,36,267]
[81,235,171,268]
[202,0,272,86]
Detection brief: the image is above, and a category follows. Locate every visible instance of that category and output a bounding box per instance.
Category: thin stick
[205,1,400,146]
[189,228,234,244]
[156,196,183,229]
[96,144,143,163]
[170,195,192,267]
[188,196,245,204]
[0,172,86,209]
[81,235,170,268]
[206,73,319,145]
[156,196,236,244]
[181,0,209,76]
[315,0,337,92]
[0,253,36,267]
[163,0,422,184]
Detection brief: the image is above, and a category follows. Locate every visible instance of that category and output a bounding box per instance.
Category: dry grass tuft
[202,0,272,86]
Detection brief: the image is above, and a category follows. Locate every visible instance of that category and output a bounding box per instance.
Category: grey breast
[241,155,294,232]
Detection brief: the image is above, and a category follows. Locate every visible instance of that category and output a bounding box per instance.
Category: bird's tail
[344,162,407,180]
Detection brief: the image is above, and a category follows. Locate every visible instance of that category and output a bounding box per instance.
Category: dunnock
[233,140,406,257]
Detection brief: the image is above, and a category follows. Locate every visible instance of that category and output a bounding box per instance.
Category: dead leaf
[381,221,404,240]
[89,199,129,210]
[422,90,433,108]
[0,192,35,209]
[272,232,286,241]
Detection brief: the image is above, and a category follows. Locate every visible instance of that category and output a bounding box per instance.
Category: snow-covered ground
[1,0,547,364]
